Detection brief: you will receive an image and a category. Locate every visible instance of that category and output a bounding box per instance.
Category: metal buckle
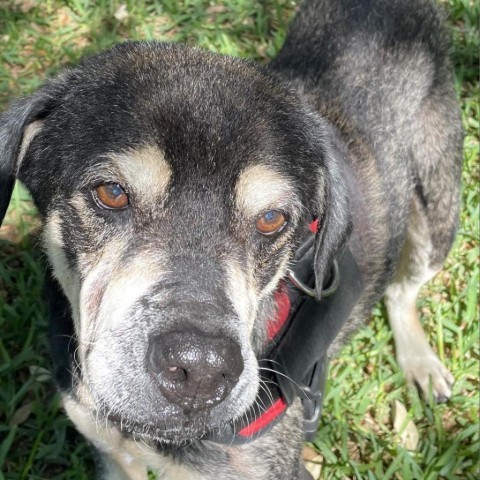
[299,355,329,442]
[287,258,339,299]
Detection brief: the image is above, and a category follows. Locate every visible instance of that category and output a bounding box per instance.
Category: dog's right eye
[256,209,288,235]
[93,183,129,210]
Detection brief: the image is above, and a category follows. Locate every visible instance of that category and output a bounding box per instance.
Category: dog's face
[0,42,350,442]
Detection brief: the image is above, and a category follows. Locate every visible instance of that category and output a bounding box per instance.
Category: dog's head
[0,42,350,442]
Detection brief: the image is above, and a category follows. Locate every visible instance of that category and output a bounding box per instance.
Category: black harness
[204,224,363,444]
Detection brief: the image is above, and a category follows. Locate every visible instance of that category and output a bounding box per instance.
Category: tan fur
[46,194,172,364]
[235,164,300,219]
[86,255,168,332]
[110,145,172,204]
[18,120,44,171]
[63,395,149,480]
[260,255,291,299]
[224,257,258,331]
[63,394,205,480]
[42,211,82,331]
[78,247,170,369]
[384,198,454,399]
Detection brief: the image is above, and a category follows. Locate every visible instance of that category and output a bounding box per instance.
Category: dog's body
[0,0,462,479]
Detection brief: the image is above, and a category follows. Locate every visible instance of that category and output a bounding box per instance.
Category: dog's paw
[398,348,454,402]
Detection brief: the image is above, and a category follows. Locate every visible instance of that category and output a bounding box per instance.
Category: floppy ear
[0,91,54,225]
[313,141,352,298]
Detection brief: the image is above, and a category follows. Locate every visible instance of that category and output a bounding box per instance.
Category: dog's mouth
[104,411,228,444]
[90,371,260,443]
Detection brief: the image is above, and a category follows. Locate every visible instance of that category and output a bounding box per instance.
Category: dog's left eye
[256,210,288,235]
[93,183,129,210]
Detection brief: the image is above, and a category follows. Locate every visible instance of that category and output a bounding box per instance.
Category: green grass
[0,1,478,479]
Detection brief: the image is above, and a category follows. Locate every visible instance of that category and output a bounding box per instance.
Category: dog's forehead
[35,46,286,174]
[56,43,295,151]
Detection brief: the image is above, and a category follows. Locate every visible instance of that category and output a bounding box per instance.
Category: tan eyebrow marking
[110,145,172,202]
[235,164,298,217]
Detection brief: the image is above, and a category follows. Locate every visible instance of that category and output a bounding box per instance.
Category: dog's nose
[148,331,244,412]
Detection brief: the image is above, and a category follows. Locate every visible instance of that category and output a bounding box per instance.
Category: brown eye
[256,210,288,235]
[93,183,129,209]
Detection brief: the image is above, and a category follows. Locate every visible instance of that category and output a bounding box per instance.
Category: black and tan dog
[0,0,462,478]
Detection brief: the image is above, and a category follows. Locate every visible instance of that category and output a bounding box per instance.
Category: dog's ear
[313,141,352,299]
[0,90,55,225]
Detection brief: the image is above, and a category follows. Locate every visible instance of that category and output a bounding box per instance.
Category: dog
[0,0,462,478]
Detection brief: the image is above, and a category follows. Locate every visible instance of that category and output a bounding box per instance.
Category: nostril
[165,366,188,383]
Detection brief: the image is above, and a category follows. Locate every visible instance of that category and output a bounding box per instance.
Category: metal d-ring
[286,269,316,297]
[286,258,340,299]
[320,259,339,298]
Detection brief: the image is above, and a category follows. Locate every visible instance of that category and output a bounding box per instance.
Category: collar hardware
[286,268,316,297]
[286,257,339,299]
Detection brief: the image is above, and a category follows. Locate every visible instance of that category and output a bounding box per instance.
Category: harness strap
[272,245,362,440]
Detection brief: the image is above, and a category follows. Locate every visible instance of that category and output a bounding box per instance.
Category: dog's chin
[105,412,226,445]
[137,426,211,446]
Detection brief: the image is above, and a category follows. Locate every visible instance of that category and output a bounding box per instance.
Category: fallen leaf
[206,6,229,14]
[302,446,323,479]
[9,402,34,426]
[29,365,51,383]
[392,399,419,451]
[114,4,129,22]
[14,0,36,13]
